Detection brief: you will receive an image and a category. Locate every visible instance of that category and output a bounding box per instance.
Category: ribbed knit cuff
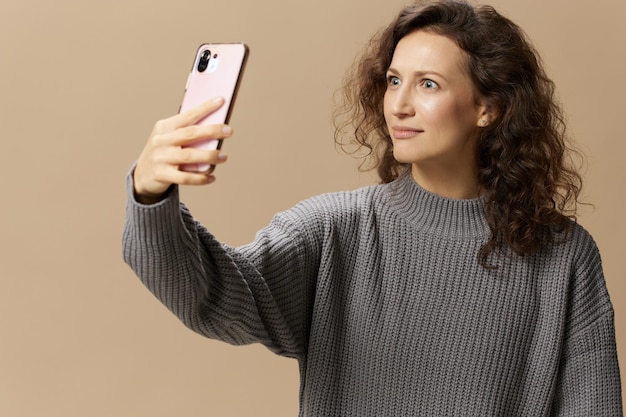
[124,166,184,247]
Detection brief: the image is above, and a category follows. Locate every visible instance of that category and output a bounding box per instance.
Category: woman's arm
[123,170,310,358]
[550,231,623,416]
[122,99,313,359]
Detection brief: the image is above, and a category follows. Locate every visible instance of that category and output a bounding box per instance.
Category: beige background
[1,0,624,415]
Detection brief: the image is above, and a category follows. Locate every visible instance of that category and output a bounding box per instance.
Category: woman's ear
[477,101,499,128]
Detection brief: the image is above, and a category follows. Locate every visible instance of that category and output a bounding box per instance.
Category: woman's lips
[392,127,424,139]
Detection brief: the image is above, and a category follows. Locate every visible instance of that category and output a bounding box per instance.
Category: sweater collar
[387,170,490,240]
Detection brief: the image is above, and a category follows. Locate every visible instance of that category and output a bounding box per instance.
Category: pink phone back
[179,43,248,171]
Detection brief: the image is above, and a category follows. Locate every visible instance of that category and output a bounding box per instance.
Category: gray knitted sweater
[123,170,622,416]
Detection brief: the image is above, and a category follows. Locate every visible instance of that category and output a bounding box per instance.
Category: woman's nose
[391,89,416,118]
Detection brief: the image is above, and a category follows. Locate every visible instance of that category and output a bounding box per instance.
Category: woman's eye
[387,76,401,86]
[423,79,439,89]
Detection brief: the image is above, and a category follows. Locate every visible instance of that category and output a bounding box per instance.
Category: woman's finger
[173,97,225,129]
[157,123,233,147]
[154,146,228,167]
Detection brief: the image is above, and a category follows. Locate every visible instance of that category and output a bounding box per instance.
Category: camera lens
[197,50,211,72]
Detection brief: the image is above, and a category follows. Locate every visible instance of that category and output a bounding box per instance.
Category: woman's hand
[133,97,233,204]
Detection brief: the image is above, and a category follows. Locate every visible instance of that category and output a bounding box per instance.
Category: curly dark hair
[334,0,583,267]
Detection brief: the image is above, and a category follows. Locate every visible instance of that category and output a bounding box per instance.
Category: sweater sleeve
[121,171,319,359]
[550,229,623,416]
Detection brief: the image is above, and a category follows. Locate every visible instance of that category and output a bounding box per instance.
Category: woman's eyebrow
[386,67,447,81]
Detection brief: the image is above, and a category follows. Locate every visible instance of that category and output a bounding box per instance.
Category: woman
[123,0,623,415]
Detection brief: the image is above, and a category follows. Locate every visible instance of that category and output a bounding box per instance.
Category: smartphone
[178,42,249,172]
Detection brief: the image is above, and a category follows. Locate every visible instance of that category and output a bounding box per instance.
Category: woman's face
[383,30,487,186]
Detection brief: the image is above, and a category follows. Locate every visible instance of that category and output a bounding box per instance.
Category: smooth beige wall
[1,0,624,415]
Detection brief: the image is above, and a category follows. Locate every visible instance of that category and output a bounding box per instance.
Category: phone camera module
[197,50,211,72]
[207,53,220,73]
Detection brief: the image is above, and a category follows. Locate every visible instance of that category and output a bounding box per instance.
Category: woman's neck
[411,163,481,200]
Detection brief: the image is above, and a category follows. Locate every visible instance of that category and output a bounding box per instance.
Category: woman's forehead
[391,30,470,77]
